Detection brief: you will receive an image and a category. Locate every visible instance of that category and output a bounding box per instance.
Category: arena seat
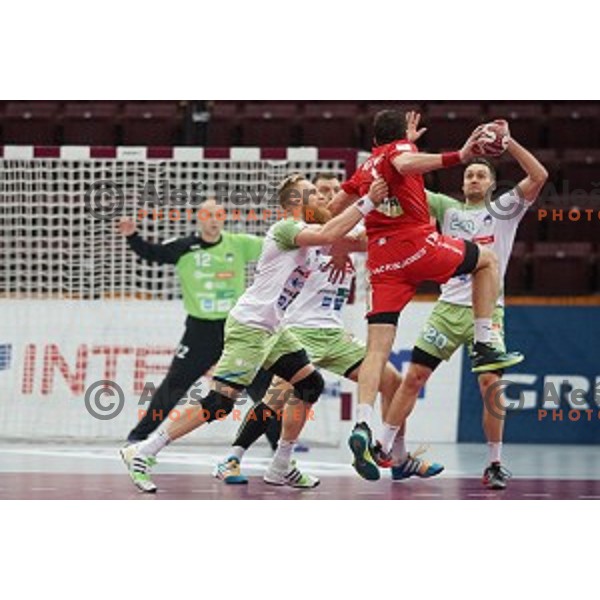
[560,149,600,194]
[61,101,120,145]
[422,103,484,151]
[487,102,545,147]
[547,103,600,149]
[121,101,182,146]
[531,242,594,295]
[240,102,299,146]
[206,101,241,146]
[301,102,359,147]
[2,101,60,144]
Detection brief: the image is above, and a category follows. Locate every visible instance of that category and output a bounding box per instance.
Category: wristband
[441,151,462,167]
[354,196,375,216]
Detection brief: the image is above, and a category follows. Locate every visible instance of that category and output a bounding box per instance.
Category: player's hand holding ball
[367,178,389,205]
[117,216,137,237]
[461,120,510,161]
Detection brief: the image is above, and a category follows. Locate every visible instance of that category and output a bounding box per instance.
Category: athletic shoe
[482,462,512,490]
[348,422,392,481]
[263,460,320,489]
[213,456,248,485]
[391,446,444,481]
[120,444,157,493]
[471,342,524,373]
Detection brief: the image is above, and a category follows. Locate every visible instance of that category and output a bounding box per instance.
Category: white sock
[474,318,493,344]
[138,428,171,458]
[231,446,245,462]
[391,435,408,464]
[488,442,502,464]
[272,439,295,471]
[356,403,374,427]
[379,423,400,454]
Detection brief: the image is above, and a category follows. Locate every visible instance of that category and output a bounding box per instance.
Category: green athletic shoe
[120,444,157,493]
[264,460,320,489]
[471,342,524,373]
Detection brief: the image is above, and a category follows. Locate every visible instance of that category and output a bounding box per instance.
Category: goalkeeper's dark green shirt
[127,231,263,320]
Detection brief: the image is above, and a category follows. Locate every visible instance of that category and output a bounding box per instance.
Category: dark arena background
[0,100,599,500]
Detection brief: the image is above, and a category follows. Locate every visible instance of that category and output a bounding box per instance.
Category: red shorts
[366,231,466,316]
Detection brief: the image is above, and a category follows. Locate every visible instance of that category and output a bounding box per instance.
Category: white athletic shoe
[119,444,157,493]
[263,460,320,489]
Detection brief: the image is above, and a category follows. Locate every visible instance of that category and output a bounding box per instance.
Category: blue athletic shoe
[213,456,248,485]
[348,423,392,481]
[391,447,444,481]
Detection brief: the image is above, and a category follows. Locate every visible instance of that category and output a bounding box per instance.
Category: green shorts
[212,317,304,387]
[414,301,505,363]
[288,327,366,377]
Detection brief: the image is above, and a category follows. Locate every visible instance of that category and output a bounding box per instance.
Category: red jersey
[342,140,434,241]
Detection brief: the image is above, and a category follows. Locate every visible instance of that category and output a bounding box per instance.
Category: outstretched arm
[507,138,548,203]
[117,217,184,264]
[296,180,388,247]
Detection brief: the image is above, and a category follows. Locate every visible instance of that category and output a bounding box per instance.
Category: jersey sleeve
[127,233,189,264]
[426,191,459,224]
[341,171,361,196]
[387,140,418,162]
[272,219,306,250]
[236,233,264,261]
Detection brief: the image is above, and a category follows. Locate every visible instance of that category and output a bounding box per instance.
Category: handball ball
[473,119,510,157]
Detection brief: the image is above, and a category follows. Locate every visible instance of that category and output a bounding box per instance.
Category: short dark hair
[373,110,406,146]
[465,157,496,180]
[312,172,339,184]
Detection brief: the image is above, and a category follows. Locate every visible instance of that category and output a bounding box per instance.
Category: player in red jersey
[329,110,524,480]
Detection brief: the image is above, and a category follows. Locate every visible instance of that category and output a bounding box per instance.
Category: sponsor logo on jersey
[449,212,475,234]
[216,271,235,279]
[473,235,495,245]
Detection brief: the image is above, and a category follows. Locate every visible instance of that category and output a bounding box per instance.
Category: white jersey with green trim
[427,189,527,307]
[282,250,353,329]
[230,218,319,333]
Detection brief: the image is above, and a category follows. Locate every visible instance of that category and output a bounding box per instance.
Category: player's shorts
[212,317,303,387]
[414,301,505,362]
[288,327,366,377]
[366,231,467,318]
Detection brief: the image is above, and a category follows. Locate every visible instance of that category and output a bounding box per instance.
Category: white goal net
[0,147,358,445]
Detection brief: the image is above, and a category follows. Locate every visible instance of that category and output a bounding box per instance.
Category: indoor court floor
[0,442,598,500]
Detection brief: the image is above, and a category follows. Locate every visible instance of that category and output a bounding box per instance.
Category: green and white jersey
[427,189,527,307]
[283,249,352,329]
[230,218,319,333]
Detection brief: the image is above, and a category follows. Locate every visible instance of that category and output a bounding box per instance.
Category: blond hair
[277,173,306,208]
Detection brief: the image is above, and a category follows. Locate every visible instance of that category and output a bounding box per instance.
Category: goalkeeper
[117,198,272,444]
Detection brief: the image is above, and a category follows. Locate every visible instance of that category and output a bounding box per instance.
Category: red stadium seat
[61,101,120,145]
[515,207,542,244]
[301,102,359,147]
[504,241,530,295]
[207,101,241,146]
[422,103,484,151]
[487,102,545,147]
[121,101,182,146]
[531,242,594,295]
[2,101,60,144]
[547,103,600,149]
[561,149,600,194]
[434,168,464,197]
[240,102,299,146]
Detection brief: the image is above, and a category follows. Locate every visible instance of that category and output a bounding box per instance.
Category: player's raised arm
[506,138,549,202]
[295,179,388,247]
[117,216,184,264]
[391,126,488,175]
